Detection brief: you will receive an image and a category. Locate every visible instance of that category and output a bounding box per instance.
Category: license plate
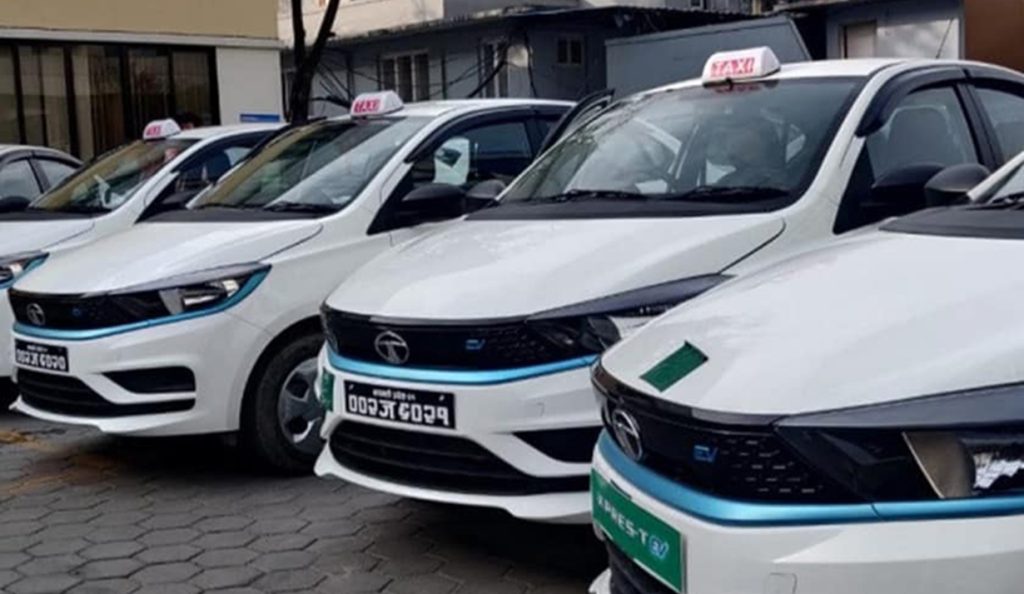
[592,469,685,592]
[14,340,69,373]
[343,381,455,429]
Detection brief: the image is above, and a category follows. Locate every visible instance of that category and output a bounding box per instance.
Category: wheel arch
[239,315,324,427]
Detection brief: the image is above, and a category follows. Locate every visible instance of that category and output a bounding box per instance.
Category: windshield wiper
[194,203,261,210]
[263,201,340,214]
[980,192,1024,209]
[527,189,647,203]
[661,185,789,203]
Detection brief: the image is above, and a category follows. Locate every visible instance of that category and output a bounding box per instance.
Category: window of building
[0,47,18,144]
[0,43,218,160]
[843,21,877,58]
[380,51,430,102]
[19,45,73,154]
[481,41,509,98]
[556,36,584,66]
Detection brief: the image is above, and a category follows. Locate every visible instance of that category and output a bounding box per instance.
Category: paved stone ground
[0,410,604,594]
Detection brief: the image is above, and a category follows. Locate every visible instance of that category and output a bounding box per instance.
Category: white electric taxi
[0,121,277,403]
[9,94,570,471]
[588,151,1024,594]
[315,48,1024,521]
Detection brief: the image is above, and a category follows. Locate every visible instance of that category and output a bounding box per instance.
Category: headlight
[775,383,1024,502]
[527,274,730,353]
[111,263,270,320]
[0,251,48,289]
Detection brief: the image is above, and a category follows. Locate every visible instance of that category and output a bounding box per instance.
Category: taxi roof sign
[350,91,404,118]
[702,47,781,85]
[143,119,182,141]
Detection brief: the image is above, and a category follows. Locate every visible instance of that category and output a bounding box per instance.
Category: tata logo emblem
[611,409,644,462]
[693,444,719,464]
[648,536,670,561]
[26,303,45,327]
[374,331,409,365]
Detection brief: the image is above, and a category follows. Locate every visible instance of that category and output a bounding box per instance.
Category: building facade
[775,0,1024,73]
[279,0,753,116]
[0,0,283,159]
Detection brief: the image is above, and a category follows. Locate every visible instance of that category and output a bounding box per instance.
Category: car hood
[0,219,94,256]
[326,216,784,319]
[602,229,1024,416]
[17,220,321,294]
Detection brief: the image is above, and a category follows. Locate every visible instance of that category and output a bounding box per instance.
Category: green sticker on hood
[641,342,707,392]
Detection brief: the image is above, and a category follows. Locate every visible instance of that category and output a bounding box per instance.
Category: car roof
[639,57,1019,97]
[324,98,573,122]
[174,123,283,140]
[0,144,79,161]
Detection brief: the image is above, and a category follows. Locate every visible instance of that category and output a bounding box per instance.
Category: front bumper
[593,435,1024,594]
[11,311,270,436]
[315,349,601,523]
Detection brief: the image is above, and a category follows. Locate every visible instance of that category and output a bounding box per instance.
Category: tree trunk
[288,0,342,123]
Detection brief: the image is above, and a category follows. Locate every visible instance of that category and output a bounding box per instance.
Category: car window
[193,117,430,214]
[174,138,260,193]
[30,138,197,214]
[835,86,979,233]
[0,160,41,201]
[35,158,77,188]
[498,79,860,212]
[975,87,1024,159]
[405,120,534,193]
[865,87,977,178]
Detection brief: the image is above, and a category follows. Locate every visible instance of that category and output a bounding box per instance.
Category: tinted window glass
[976,88,1024,159]
[865,87,977,178]
[35,158,77,188]
[0,160,40,200]
[407,121,533,192]
[30,138,196,214]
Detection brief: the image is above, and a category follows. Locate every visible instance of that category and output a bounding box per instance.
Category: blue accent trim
[0,255,48,291]
[13,270,268,341]
[328,349,597,385]
[600,432,1024,526]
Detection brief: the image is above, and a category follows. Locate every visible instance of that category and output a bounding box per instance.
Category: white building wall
[216,47,285,123]
[823,0,962,60]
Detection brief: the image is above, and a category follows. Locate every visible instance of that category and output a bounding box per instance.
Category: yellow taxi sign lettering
[702,47,781,85]
[351,91,404,118]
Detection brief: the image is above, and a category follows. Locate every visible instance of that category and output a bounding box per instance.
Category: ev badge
[26,303,46,327]
[374,330,410,365]
[611,409,644,462]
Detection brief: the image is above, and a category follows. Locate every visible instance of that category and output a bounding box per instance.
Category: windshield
[497,79,860,214]
[192,117,430,214]
[30,138,196,214]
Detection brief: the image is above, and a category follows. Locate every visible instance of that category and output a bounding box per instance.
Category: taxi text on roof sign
[351,91,405,118]
[143,119,182,141]
[702,47,781,85]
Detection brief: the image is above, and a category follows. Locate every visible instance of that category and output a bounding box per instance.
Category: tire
[241,331,326,473]
[0,378,15,410]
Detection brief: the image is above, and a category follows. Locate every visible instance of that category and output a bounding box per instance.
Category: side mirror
[868,163,945,218]
[465,179,505,212]
[924,163,991,207]
[397,183,466,223]
[0,196,31,213]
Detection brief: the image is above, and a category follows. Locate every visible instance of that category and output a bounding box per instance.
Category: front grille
[607,543,674,594]
[9,290,167,330]
[329,421,589,495]
[17,369,194,417]
[600,373,852,504]
[322,309,584,370]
